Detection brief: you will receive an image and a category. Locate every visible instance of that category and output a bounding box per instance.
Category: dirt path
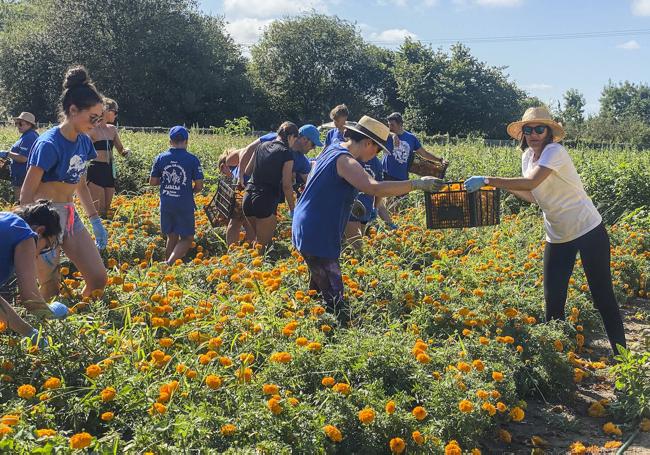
[483,298,650,454]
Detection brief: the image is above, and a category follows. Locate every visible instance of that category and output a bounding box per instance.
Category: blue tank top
[292,144,359,259]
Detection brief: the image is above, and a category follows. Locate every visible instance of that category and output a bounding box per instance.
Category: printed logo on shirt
[392,141,411,165]
[67,155,87,181]
[161,163,188,197]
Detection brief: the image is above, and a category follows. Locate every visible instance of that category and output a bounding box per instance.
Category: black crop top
[93,139,114,151]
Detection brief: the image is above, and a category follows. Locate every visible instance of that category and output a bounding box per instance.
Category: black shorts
[242,190,278,218]
[87,161,115,188]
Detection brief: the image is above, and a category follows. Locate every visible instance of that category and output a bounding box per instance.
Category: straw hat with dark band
[13,112,36,126]
[507,106,566,142]
[345,115,390,153]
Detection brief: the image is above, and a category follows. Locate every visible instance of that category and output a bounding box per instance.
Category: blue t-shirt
[292,143,359,259]
[352,157,383,223]
[259,132,277,143]
[10,129,39,181]
[0,212,37,286]
[151,148,203,211]
[28,127,96,184]
[325,128,345,147]
[382,130,422,181]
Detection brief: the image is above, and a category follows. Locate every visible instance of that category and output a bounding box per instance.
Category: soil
[482,298,650,454]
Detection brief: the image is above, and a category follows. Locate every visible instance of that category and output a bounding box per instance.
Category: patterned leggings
[303,255,350,325]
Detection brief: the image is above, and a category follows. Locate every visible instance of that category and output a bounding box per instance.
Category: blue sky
[199,0,650,114]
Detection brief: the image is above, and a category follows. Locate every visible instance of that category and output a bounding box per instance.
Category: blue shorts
[161,208,195,237]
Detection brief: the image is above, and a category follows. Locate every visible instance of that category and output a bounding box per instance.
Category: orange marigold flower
[69,432,93,449]
[445,440,462,455]
[603,441,622,449]
[43,377,62,390]
[602,422,622,436]
[262,384,279,395]
[458,400,474,413]
[35,428,56,438]
[385,400,396,414]
[482,402,497,416]
[587,402,606,418]
[472,359,485,371]
[412,406,427,421]
[412,430,425,445]
[323,424,343,442]
[267,397,283,415]
[1,415,19,426]
[358,407,376,424]
[491,371,504,382]
[149,403,167,415]
[220,424,236,436]
[101,412,114,421]
[100,387,116,402]
[476,389,489,400]
[509,406,525,422]
[416,353,431,364]
[205,375,223,390]
[296,337,309,347]
[269,352,292,363]
[86,364,102,379]
[307,342,322,352]
[457,362,471,373]
[17,384,36,399]
[321,376,336,387]
[332,383,351,395]
[389,437,406,454]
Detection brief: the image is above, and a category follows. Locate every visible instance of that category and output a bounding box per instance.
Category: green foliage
[610,347,650,420]
[211,117,253,137]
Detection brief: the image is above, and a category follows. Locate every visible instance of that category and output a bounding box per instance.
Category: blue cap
[299,124,323,147]
[169,125,189,141]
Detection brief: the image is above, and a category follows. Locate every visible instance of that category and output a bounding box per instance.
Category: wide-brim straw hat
[345,116,390,153]
[13,112,36,126]
[507,106,565,142]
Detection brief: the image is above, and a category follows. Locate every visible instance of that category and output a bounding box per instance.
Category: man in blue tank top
[292,116,444,326]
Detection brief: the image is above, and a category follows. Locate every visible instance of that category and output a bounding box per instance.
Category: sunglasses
[522,125,548,136]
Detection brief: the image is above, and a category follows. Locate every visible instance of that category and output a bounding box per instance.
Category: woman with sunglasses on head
[0,200,69,346]
[20,66,109,301]
[87,98,131,218]
[464,106,626,355]
[0,112,39,201]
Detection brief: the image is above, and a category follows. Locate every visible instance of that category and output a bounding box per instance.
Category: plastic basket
[409,154,448,179]
[424,182,500,229]
[204,179,243,228]
[0,158,11,181]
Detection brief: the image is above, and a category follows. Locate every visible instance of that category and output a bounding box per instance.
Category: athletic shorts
[39,202,86,270]
[161,207,195,237]
[242,190,278,219]
[87,161,115,188]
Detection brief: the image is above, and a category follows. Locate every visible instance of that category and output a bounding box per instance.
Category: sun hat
[507,106,566,142]
[13,112,36,126]
[345,115,390,153]
[169,125,189,141]
[298,124,323,147]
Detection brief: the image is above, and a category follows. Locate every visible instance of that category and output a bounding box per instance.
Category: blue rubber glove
[48,301,69,319]
[90,215,108,249]
[0,150,8,159]
[28,328,49,349]
[386,222,398,230]
[464,176,486,193]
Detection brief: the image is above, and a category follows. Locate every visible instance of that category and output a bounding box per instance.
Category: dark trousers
[544,223,626,354]
[303,255,350,325]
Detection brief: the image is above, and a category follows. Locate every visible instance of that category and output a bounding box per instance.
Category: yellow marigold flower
[86,364,102,379]
[458,400,474,413]
[69,432,93,449]
[101,412,114,421]
[159,338,174,348]
[412,406,427,421]
[569,441,587,454]
[35,428,56,438]
[321,376,335,387]
[602,422,622,436]
[307,342,322,352]
[412,430,425,445]
[101,387,117,402]
[604,441,622,449]
[262,384,279,395]
[358,407,376,425]
[332,383,351,395]
[472,359,485,371]
[509,406,525,422]
[269,352,292,363]
[498,429,512,443]
[323,424,342,442]
[43,377,62,390]
[220,424,236,436]
[385,400,396,414]
[205,375,223,390]
[296,337,309,347]
[479,336,489,345]
[457,362,471,373]
[235,367,252,382]
[445,440,462,455]
[17,384,36,399]
[491,371,504,382]
[389,437,406,454]
[476,389,489,400]
[587,402,606,418]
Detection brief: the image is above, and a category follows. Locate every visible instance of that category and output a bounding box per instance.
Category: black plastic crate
[424,182,500,229]
[205,179,242,228]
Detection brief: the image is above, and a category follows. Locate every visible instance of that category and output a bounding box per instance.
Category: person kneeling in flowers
[0,200,69,346]
[292,116,444,325]
[464,106,626,354]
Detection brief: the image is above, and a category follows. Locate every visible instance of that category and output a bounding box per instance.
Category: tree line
[1,0,648,145]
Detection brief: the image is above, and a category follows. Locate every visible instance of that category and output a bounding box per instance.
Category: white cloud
[522,83,553,90]
[617,39,641,50]
[631,0,650,16]
[370,28,418,44]
[223,0,329,18]
[225,17,272,45]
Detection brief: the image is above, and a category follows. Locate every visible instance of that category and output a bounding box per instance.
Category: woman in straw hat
[0,112,39,201]
[292,115,444,326]
[464,106,626,354]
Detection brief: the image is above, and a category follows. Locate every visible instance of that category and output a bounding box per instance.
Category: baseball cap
[298,124,323,147]
[169,125,189,141]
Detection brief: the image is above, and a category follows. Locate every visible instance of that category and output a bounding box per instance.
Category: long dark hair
[59,66,103,121]
[276,121,299,144]
[13,199,61,239]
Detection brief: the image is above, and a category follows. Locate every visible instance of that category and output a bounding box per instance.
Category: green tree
[0,0,251,126]
[248,14,398,126]
[561,88,586,125]
[600,80,650,123]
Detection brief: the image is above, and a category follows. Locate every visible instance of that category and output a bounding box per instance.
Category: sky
[199,0,650,115]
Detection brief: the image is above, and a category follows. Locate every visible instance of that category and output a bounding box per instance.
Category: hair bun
[63,66,91,90]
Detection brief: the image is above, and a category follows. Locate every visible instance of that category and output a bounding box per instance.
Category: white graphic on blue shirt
[392,140,411,165]
[161,163,188,198]
[66,155,87,181]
